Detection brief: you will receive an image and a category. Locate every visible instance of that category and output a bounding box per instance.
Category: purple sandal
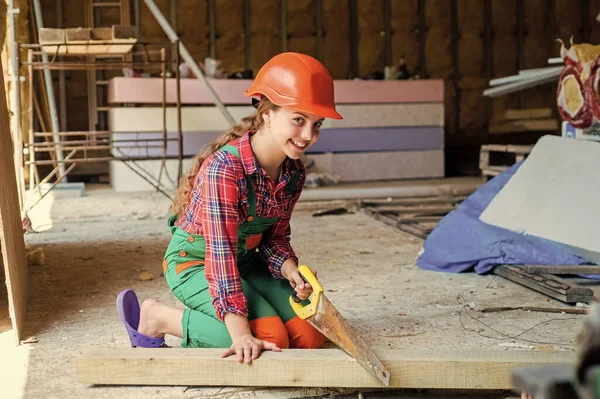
[116,289,166,348]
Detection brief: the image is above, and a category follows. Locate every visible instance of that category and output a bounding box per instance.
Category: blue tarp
[416,161,592,275]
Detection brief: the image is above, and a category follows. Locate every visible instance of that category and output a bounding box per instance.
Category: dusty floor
[0,180,590,398]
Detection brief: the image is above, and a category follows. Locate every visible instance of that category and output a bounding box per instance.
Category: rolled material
[556,63,592,128]
[586,55,600,124]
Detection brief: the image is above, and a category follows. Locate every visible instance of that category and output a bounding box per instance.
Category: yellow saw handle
[289,265,324,320]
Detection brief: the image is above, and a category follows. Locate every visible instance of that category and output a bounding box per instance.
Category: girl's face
[265,106,324,160]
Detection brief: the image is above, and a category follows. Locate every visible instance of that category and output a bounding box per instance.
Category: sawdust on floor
[0,184,585,398]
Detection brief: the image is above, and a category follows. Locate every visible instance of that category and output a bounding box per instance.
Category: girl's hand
[281,260,317,301]
[287,267,317,301]
[221,333,281,364]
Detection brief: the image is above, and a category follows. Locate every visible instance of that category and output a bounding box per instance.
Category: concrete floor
[0,181,588,398]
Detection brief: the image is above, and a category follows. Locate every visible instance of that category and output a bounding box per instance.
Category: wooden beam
[75,348,573,388]
[488,119,558,134]
[522,265,600,275]
[348,0,358,78]
[0,55,29,344]
[503,107,553,120]
[493,265,593,304]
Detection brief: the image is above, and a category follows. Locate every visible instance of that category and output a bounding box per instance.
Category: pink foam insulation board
[479,135,600,264]
[110,150,444,191]
[109,104,443,134]
[111,127,443,158]
[323,104,443,128]
[308,150,444,182]
[108,107,255,132]
[107,77,444,105]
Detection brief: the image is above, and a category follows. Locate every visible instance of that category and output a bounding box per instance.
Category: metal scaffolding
[17,40,183,210]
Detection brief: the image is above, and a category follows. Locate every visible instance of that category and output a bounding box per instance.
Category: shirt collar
[237,131,299,178]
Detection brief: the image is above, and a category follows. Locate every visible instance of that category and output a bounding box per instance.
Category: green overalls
[162,144,305,348]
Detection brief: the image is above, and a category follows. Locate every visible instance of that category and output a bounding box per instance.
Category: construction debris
[493,265,594,304]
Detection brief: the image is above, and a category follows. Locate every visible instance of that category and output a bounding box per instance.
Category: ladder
[84,0,132,132]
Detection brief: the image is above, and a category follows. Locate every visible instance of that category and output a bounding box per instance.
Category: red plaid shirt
[175,131,305,321]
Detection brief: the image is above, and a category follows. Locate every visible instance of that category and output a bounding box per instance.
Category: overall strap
[287,170,301,196]
[220,144,257,218]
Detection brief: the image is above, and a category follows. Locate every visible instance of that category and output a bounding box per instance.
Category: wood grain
[75,348,573,388]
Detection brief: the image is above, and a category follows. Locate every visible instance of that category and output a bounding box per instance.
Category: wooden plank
[65,27,91,42]
[493,265,593,304]
[480,144,534,154]
[372,204,455,214]
[75,348,573,388]
[38,28,65,44]
[360,207,428,239]
[489,119,558,134]
[503,108,553,120]
[0,58,28,344]
[522,265,600,275]
[112,25,136,40]
[360,196,465,206]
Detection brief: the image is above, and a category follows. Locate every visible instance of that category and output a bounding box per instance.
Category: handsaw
[289,265,391,386]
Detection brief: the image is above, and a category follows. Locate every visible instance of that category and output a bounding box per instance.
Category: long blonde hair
[170,97,279,215]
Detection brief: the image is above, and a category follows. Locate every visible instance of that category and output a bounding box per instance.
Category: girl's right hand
[221,333,281,364]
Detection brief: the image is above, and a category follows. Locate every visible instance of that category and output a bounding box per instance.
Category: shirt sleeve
[200,156,248,322]
[258,169,306,280]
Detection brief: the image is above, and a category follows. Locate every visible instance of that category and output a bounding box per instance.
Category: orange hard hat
[244,52,343,120]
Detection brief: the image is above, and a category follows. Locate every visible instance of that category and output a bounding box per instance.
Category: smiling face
[264,106,325,160]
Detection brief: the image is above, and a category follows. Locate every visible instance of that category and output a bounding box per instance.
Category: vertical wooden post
[280,0,288,53]
[0,53,29,345]
[382,0,392,67]
[348,0,358,78]
[416,0,427,78]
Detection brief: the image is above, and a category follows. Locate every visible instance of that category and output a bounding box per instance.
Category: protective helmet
[244,52,343,120]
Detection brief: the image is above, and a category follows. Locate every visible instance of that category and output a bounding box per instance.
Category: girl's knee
[250,316,290,349]
[285,316,326,349]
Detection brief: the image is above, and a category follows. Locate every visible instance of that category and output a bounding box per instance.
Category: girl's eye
[294,117,305,125]
[314,121,323,128]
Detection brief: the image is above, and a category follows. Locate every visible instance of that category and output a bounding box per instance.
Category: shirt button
[179,250,187,257]
[247,216,254,222]
[187,236,195,243]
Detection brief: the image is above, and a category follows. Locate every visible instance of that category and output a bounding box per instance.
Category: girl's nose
[300,126,313,141]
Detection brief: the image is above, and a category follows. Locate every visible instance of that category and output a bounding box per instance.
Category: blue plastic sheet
[416,161,593,275]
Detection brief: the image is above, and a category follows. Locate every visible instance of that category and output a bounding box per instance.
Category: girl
[117,52,343,364]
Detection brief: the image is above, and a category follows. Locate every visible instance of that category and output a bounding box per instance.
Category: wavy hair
[170,97,279,215]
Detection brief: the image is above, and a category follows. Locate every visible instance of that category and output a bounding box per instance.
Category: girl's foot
[138,299,166,338]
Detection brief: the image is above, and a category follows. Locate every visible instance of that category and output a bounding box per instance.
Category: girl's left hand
[287,267,317,301]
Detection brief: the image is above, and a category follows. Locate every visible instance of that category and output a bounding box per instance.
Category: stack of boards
[107,77,444,192]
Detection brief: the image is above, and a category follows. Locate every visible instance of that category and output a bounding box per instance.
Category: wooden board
[40,26,137,55]
[75,348,573,388]
[493,265,593,304]
[0,62,28,344]
[489,119,558,134]
[503,108,553,120]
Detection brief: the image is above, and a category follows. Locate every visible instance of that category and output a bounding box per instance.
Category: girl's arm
[201,157,248,323]
[201,156,281,363]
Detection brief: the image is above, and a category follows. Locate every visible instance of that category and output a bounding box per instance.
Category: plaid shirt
[175,131,305,321]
